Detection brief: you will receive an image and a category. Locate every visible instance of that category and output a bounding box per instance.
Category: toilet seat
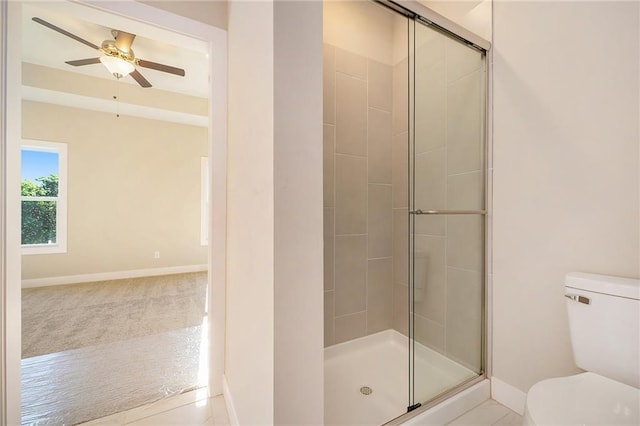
[524,372,640,425]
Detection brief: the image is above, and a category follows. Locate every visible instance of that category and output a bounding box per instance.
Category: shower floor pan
[324,330,477,425]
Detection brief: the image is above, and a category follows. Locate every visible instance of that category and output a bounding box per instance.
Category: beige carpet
[22,272,207,358]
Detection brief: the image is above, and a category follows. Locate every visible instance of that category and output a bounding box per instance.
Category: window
[21,140,67,254]
[201,157,209,246]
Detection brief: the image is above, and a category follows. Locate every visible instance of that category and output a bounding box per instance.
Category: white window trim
[21,139,67,255]
[201,157,209,246]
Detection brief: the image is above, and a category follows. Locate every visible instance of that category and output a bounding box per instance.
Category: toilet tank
[565,272,640,388]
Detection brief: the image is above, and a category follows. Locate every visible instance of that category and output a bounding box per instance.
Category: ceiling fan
[32,17,185,88]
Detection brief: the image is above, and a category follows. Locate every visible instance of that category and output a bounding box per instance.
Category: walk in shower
[323,1,487,424]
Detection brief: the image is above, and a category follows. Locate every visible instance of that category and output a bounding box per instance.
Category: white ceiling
[421,0,485,18]
[21,2,210,99]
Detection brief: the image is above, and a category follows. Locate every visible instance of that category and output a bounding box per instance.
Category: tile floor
[82,391,520,426]
[79,388,230,426]
[445,400,523,426]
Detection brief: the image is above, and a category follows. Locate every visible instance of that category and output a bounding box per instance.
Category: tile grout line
[332,49,337,347]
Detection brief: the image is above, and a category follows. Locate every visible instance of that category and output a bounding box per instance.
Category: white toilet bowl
[523,273,640,425]
[524,372,640,426]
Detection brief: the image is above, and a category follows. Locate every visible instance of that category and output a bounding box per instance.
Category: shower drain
[359,386,373,396]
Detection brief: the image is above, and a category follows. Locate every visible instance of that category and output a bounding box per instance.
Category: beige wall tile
[392,132,408,208]
[414,148,446,211]
[415,30,445,70]
[393,283,408,336]
[415,60,446,155]
[447,171,484,211]
[335,312,367,344]
[324,208,334,292]
[335,155,367,235]
[415,214,446,236]
[368,108,392,184]
[393,58,408,134]
[393,209,408,284]
[324,44,336,124]
[446,38,483,83]
[368,185,392,258]
[367,258,393,333]
[334,235,367,316]
[413,235,446,324]
[368,60,392,112]
[447,70,482,175]
[323,124,335,207]
[335,47,367,79]
[324,291,335,347]
[446,267,482,371]
[414,314,445,353]
[336,73,368,156]
[447,215,484,271]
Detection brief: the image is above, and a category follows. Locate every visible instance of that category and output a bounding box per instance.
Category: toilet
[524,272,640,425]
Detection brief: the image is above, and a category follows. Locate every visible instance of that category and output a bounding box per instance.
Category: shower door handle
[410,209,487,215]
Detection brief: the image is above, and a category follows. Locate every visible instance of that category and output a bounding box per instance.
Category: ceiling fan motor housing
[100,40,136,64]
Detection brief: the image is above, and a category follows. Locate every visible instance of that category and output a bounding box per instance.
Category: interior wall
[21,101,207,280]
[419,0,492,42]
[226,1,275,423]
[227,2,325,423]
[273,2,323,422]
[323,0,396,65]
[137,0,227,30]
[323,1,403,347]
[493,0,640,395]
[2,2,23,424]
[0,0,5,419]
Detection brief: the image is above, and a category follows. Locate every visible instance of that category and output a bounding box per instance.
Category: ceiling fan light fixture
[100,55,135,79]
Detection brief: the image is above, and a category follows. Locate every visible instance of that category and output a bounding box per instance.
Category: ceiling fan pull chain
[116,79,120,118]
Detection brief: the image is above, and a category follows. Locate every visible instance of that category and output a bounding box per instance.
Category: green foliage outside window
[21,174,58,245]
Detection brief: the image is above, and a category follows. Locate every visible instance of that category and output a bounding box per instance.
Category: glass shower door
[408,18,486,408]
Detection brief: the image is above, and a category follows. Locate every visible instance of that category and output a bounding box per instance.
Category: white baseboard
[222,375,239,426]
[21,264,208,288]
[491,376,527,415]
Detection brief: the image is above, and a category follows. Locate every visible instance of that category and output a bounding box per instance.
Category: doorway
[0,1,227,424]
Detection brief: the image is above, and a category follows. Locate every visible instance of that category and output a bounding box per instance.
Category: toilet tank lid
[566,272,640,300]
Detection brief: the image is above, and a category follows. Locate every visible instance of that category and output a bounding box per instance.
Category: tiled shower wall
[391,56,409,338]
[324,32,485,373]
[323,44,395,346]
[394,33,484,372]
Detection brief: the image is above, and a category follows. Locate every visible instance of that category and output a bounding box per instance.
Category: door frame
[0,2,227,423]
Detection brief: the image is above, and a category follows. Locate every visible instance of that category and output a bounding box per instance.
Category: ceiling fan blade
[65,58,101,67]
[137,59,185,77]
[130,69,152,88]
[32,17,99,50]
[114,31,136,53]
